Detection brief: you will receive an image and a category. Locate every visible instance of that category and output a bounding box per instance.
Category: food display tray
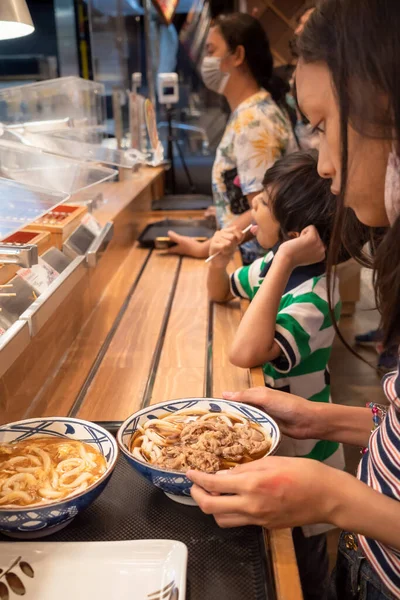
[138,218,216,249]
[0,422,275,600]
[152,195,213,211]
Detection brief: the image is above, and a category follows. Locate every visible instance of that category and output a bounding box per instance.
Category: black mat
[152,195,213,211]
[0,456,275,600]
[138,219,216,249]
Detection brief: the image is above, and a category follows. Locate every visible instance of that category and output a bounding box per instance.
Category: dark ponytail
[214,13,288,108]
[298,0,400,349]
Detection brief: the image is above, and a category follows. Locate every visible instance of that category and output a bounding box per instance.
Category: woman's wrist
[328,470,400,550]
[312,402,373,447]
[316,467,376,532]
[319,467,353,527]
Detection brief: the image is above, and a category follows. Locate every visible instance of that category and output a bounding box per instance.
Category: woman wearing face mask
[187,1,400,599]
[167,13,295,264]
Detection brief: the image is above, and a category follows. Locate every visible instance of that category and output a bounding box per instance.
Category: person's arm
[230,225,326,368]
[313,402,374,447]
[166,233,211,258]
[187,457,400,553]
[222,387,374,447]
[207,228,244,303]
[166,208,254,258]
[208,265,233,303]
[229,248,290,367]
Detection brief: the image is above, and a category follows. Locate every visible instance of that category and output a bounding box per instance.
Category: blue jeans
[328,532,397,600]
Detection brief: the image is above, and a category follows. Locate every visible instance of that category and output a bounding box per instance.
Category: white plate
[0,540,187,599]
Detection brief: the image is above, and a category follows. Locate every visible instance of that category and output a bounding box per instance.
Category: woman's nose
[317,144,335,180]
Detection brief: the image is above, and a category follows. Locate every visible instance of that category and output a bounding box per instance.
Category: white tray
[0,540,187,599]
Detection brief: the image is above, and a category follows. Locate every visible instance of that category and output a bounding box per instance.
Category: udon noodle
[130,409,271,473]
[0,437,106,507]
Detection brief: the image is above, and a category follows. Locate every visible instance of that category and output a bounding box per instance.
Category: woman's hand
[277,225,326,268]
[165,231,210,258]
[189,459,400,552]
[222,387,317,440]
[223,388,375,448]
[209,227,244,268]
[187,457,342,529]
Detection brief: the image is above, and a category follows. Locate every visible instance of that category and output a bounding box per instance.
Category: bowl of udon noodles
[117,398,280,505]
[0,417,118,538]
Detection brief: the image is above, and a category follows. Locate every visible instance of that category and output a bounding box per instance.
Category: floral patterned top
[212,89,294,236]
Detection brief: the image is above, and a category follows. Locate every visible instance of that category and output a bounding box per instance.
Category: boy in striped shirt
[207,150,344,599]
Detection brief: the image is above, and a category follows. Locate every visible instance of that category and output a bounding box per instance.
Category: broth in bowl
[130,408,272,473]
[0,437,107,507]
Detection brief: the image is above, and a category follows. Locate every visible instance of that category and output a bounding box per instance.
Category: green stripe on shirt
[301,439,340,462]
[321,301,341,330]
[309,386,331,404]
[287,347,333,377]
[236,265,253,299]
[275,313,311,362]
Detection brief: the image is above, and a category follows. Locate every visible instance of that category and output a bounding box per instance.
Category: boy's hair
[262,150,371,264]
[263,150,335,248]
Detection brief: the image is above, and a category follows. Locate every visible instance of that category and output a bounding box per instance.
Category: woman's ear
[233,45,245,67]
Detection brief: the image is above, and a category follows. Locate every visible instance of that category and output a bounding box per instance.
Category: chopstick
[0,285,13,289]
[205,224,253,264]
[0,293,16,297]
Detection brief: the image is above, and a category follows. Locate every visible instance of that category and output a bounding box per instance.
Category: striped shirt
[230,249,345,531]
[357,367,400,597]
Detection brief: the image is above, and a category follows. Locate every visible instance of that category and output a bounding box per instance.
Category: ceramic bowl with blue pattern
[0,417,118,539]
[117,398,281,505]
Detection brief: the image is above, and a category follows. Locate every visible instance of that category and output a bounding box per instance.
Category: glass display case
[6,129,143,170]
[0,140,116,194]
[0,178,70,241]
[0,77,106,129]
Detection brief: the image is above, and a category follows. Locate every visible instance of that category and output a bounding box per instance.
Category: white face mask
[384,146,400,225]
[200,56,230,95]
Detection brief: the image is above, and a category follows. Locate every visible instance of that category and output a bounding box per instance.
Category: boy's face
[251,189,281,249]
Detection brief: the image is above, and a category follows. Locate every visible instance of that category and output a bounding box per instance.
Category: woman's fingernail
[222,392,234,399]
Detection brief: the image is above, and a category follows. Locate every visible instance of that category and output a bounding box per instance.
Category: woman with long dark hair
[167,13,295,264]
[187,1,400,598]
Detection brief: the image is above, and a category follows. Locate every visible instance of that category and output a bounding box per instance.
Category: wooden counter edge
[263,528,303,600]
[250,363,303,600]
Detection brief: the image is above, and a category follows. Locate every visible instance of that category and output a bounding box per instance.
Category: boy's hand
[277,225,326,269]
[209,227,244,268]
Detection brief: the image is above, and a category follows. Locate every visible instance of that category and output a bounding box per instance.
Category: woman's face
[205,26,229,60]
[296,60,390,227]
[205,27,243,83]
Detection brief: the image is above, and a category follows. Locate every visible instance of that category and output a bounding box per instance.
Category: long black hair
[213,13,287,109]
[298,0,399,347]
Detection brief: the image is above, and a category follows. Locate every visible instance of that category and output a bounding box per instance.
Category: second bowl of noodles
[0,417,118,538]
[117,398,280,505]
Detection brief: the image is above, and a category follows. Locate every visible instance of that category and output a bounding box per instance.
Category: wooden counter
[0,168,302,599]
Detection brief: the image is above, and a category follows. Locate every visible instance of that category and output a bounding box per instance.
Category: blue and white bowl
[0,417,118,538]
[117,398,281,506]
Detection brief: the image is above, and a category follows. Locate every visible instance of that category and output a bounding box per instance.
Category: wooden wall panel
[247,0,311,65]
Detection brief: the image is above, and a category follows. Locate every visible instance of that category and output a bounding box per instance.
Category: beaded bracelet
[361,402,388,455]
